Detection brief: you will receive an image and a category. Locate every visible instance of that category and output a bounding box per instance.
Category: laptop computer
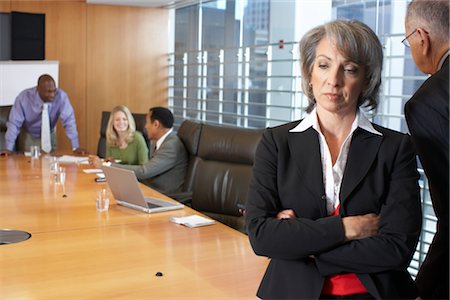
[101,165,184,213]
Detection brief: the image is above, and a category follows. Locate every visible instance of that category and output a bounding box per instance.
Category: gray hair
[406,0,449,46]
[299,19,383,113]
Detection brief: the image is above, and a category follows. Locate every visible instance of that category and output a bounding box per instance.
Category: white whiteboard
[0,60,59,106]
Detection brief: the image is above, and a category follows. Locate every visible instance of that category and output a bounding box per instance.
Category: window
[169,0,434,277]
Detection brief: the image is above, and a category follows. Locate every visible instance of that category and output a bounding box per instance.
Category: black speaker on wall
[0,13,12,60]
[11,11,45,60]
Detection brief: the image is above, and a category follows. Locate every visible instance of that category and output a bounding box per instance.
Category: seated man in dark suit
[91,107,187,195]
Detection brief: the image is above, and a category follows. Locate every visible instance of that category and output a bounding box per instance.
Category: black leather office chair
[175,120,263,233]
[0,105,29,151]
[168,120,202,203]
[96,111,151,158]
[0,105,12,150]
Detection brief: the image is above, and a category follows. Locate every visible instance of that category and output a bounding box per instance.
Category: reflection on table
[0,154,267,299]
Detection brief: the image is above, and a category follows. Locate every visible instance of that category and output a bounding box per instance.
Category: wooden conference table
[0,154,267,299]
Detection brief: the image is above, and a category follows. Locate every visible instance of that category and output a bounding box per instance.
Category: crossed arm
[277,209,379,241]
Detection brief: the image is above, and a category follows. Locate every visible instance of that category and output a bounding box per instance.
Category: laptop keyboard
[144,199,162,209]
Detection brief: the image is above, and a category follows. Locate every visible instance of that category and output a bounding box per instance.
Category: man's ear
[417,27,431,57]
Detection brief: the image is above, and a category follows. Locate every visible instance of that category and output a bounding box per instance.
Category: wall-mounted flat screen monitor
[11,11,45,60]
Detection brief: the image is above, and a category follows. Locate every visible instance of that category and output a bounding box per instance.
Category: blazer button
[321,195,327,201]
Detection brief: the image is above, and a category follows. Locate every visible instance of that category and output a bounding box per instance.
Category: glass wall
[169,0,434,278]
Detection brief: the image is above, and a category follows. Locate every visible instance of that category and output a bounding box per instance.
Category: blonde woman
[89,105,148,167]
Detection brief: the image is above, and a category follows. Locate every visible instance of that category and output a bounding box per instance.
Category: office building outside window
[168,0,433,277]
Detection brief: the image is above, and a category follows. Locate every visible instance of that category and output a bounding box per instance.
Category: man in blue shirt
[1,74,85,155]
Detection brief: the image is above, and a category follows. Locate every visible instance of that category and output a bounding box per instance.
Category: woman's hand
[276,209,297,220]
[342,213,379,241]
[276,209,378,241]
[88,155,102,168]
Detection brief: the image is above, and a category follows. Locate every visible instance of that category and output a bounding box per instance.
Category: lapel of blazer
[340,128,383,206]
[287,127,327,215]
[152,132,175,157]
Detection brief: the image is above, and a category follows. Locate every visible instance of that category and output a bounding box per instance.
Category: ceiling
[86,0,206,9]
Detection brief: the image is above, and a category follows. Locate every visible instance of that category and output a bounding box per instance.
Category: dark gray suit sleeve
[405,93,449,221]
[115,134,182,180]
[404,65,449,297]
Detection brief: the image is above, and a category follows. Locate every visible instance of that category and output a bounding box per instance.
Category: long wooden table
[0,154,267,299]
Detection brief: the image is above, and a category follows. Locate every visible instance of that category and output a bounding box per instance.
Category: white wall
[0,61,59,106]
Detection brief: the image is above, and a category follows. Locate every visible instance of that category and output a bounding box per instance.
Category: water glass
[96,189,110,212]
[49,157,60,174]
[55,167,66,185]
[30,145,40,159]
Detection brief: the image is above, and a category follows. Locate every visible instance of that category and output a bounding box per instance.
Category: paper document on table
[170,215,216,228]
[58,155,89,164]
[83,169,103,174]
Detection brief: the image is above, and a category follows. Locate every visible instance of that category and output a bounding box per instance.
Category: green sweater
[106,131,149,165]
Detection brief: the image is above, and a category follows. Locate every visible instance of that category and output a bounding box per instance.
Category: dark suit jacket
[245,122,422,299]
[116,132,188,194]
[405,56,449,298]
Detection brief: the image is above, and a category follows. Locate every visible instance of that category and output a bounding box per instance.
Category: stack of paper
[82,169,105,178]
[82,169,103,174]
[58,155,89,164]
[170,215,216,228]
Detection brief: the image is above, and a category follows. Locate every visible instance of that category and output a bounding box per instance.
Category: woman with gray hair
[245,19,422,299]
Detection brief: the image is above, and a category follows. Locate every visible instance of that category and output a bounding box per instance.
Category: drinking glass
[55,167,66,185]
[96,189,110,212]
[30,145,40,159]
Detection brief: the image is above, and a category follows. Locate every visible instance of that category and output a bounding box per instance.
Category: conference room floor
[0,154,267,299]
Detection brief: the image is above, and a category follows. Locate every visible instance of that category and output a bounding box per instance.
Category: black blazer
[405,56,449,298]
[246,122,422,299]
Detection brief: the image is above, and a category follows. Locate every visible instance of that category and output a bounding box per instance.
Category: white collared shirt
[290,108,382,215]
[438,50,450,71]
[155,128,173,150]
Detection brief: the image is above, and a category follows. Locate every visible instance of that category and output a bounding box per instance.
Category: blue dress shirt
[5,87,80,151]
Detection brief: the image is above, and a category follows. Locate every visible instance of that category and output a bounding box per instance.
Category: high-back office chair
[96,111,151,158]
[168,120,203,203]
[0,105,29,151]
[0,105,12,150]
[176,120,263,233]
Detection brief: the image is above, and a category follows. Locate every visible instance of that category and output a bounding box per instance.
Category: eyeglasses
[401,29,417,48]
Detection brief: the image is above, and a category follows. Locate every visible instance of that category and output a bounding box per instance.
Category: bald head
[37,74,57,102]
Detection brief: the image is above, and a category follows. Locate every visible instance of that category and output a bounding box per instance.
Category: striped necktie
[151,142,157,158]
[41,103,52,153]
